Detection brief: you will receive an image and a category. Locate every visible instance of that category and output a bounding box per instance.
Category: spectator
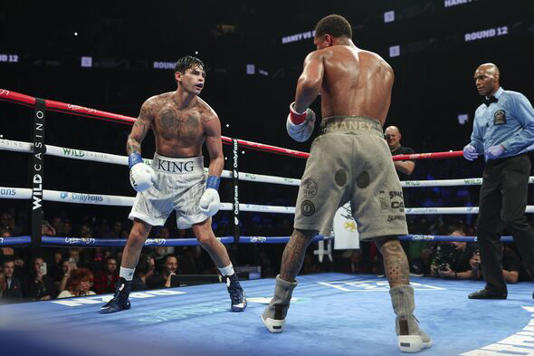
[41,220,56,236]
[151,255,180,288]
[57,268,95,298]
[385,125,416,180]
[472,245,522,283]
[23,257,56,300]
[93,257,119,294]
[1,228,15,259]
[132,254,151,291]
[0,258,23,301]
[58,259,77,293]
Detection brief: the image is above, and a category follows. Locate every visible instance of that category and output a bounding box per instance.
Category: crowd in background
[1,205,532,304]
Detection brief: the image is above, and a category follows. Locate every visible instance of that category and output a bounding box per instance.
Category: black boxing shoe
[99,277,132,314]
[225,274,246,312]
[468,288,507,300]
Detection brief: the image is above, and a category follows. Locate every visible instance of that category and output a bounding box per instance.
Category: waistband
[486,152,528,165]
[152,153,204,174]
[320,116,383,135]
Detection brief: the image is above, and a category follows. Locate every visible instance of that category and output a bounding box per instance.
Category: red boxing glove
[288,102,308,124]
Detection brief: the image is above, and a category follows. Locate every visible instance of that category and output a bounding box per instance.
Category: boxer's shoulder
[195,97,219,122]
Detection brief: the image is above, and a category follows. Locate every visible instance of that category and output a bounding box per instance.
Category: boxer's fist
[485,144,504,160]
[128,153,155,192]
[199,188,220,216]
[286,102,316,142]
[462,144,478,161]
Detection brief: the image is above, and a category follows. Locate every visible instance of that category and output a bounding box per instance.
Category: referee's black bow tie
[483,96,498,107]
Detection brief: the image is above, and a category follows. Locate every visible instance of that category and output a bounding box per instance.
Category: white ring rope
[0,138,299,186]
[3,138,534,188]
[2,186,534,214]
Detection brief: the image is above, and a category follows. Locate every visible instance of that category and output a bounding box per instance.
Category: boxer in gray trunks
[100,56,246,314]
[262,15,431,353]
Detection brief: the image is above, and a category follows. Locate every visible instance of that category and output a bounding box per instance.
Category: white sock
[218,264,235,277]
[120,266,135,281]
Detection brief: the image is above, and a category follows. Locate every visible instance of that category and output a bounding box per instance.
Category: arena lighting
[0,54,19,63]
[457,114,469,125]
[246,64,255,75]
[384,10,395,23]
[80,56,92,68]
[389,45,400,58]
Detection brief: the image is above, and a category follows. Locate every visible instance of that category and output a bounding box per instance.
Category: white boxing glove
[286,102,316,142]
[200,188,221,216]
[199,176,221,216]
[128,153,156,192]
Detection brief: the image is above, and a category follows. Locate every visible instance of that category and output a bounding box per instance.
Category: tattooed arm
[204,111,224,177]
[127,98,155,155]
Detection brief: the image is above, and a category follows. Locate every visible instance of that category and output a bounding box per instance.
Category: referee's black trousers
[477,154,534,293]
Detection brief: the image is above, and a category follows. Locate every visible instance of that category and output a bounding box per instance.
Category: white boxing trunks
[128,153,207,228]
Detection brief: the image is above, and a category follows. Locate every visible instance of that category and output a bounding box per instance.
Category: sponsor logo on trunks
[65,237,96,245]
[302,178,318,198]
[0,188,16,196]
[387,215,405,223]
[391,201,405,211]
[60,192,69,199]
[157,159,194,173]
[322,120,379,133]
[301,200,315,216]
[494,110,506,125]
[378,190,389,210]
[389,191,403,200]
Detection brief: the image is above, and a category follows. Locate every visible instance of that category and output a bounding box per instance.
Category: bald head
[385,126,401,150]
[474,63,500,97]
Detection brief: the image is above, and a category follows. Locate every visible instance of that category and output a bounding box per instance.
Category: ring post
[30,98,46,247]
[231,139,240,243]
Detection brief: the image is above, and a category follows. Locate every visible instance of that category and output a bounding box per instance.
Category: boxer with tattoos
[100,56,246,313]
[262,15,430,352]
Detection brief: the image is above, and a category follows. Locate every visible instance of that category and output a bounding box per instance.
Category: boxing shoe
[225,274,246,312]
[99,278,131,314]
[262,275,297,333]
[390,285,432,353]
[397,317,432,353]
[468,288,507,299]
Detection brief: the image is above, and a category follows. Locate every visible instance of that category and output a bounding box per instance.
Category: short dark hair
[174,56,205,74]
[315,14,352,39]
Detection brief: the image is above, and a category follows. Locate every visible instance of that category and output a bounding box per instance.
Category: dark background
[1,0,534,234]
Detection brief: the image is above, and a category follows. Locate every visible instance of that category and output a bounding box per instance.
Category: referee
[463,63,534,299]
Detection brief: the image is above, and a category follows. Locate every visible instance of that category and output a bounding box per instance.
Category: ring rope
[1,89,464,161]
[0,234,514,248]
[2,186,534,215]
[0,138,301,186]
[3,138,534,188]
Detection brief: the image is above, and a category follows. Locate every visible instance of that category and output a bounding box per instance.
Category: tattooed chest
[155,109,203,141]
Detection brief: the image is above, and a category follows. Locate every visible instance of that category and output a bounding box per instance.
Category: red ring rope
[0,88,462,160]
